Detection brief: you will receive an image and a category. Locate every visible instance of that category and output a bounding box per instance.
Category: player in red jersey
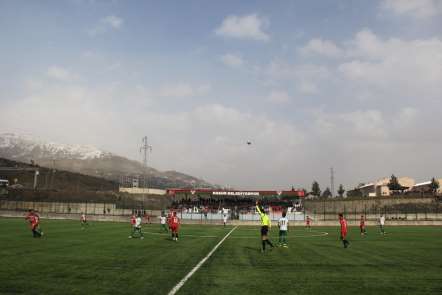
[143,212,150,224]
[130,214,136,226]
[167,211,173,231]
[25,209,43,238]
[170,212,180,241]
[359,215,367,236]
[339,213,350,248]
[31,213,42,236]
[129,214,136,234]
[306,216,312,230]
[25,209,33,224]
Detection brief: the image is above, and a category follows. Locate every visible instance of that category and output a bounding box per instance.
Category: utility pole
[330,167,335,198]
[139,136,152,191]
[33,170,39,190]
[50,159,56,190]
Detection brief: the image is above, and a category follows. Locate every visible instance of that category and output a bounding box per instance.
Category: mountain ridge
[0,133,217,189]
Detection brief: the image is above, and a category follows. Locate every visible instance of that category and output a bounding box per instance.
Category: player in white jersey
[80,212,89,230]
[379,215,386,235]
[129,214,144,239]
[278,211,289,247]
[160,214,168,232]
[222,208,228,227]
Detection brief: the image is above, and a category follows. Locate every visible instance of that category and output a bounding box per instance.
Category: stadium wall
[1,210,442,226]
[2,197,442,225]
[304,196,438,214]
[0,200,162,217]
[1,190,173,210]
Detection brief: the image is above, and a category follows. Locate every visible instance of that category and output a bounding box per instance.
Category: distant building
[409,179,442,194]
[348,177,415,197]
[0,179,8,187]
[119,187,167,195]
[119,175,144,189]
[0,179,9,195]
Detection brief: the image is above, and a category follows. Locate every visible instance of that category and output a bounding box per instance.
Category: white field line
[167,225,238,295]
[142,231,218,238]
[229,231,329,239]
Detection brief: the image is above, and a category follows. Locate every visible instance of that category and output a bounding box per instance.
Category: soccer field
[1,218,441,295]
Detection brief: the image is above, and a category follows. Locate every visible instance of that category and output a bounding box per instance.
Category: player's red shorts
[171,225,179,233]
[341,230,347,239]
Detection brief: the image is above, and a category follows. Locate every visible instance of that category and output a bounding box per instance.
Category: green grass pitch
[1,217,441,295]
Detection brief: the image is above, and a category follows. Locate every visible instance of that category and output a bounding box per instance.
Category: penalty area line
[167,225,238,295]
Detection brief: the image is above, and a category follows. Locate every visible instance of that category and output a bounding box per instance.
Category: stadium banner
[212,191,260,196]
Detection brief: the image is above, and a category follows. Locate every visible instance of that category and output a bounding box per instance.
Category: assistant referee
[256,201,274,252]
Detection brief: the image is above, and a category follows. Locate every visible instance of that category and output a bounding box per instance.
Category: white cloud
[102,15,123,29]
[299,38,343,58]
[215,14,270,41]
[288,29,442,184]
[296,30,442,101]
[88,15,124,35]
[265,62,330,95]
[297,80,319,95]
[157,83,211,98]
[253,30,442,185]
[340,110,387,139]
[220,53,244,68]
[380,0,442,19]
[289,30,442,105]
[393,107,418,127]
[267,90,290,104]
[2,57,441,189]
[1,75,306,188]
[47,66,72,81]
[312,109,387,140]
[105,62,121,72]
[338,29,442,99]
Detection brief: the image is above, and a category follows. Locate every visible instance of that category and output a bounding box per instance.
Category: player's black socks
[266,240,274,248]
[32,229,42,238]
[262,240,266,251]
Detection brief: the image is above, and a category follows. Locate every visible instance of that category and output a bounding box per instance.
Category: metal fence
[306,203,442,221]
[178,211,305,222]
[0,200,159,218]
[2,199,442,222]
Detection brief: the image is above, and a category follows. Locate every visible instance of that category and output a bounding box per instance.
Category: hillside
[0,133,217,189]
[0,157,118,191]
[0,158,175,208]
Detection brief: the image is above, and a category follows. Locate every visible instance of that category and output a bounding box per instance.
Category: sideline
[167,226,238,295]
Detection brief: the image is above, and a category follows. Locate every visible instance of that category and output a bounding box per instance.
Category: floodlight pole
[330,167,335,198]
[33,170,39,190]
[140,136,152,192]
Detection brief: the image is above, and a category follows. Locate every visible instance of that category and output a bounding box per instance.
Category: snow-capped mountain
[0,133,216,189]
[0,133,109,160]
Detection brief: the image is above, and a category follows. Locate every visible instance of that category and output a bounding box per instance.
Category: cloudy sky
[1,0,441,191]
